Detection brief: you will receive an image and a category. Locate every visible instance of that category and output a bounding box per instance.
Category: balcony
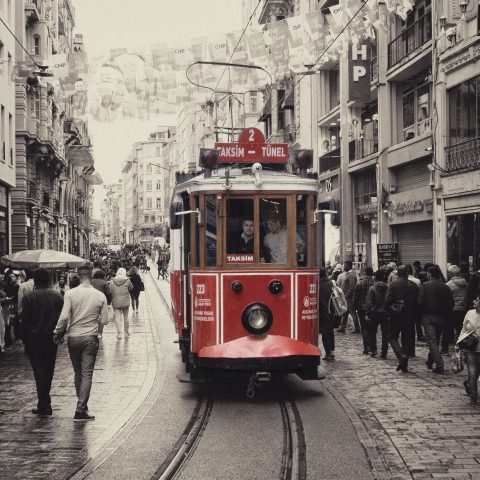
[319,147,341,174]
[388,13,432,69]
[349,138,378,162]
[25,1,40,23]
[445,137,480,173]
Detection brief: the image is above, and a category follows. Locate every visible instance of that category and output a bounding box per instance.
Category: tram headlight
[242,303,273,335]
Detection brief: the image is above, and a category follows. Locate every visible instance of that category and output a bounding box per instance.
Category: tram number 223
[196,284,206,295]
[309,284,316,294]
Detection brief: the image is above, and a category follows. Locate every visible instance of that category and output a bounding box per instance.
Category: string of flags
[12,0,414,122]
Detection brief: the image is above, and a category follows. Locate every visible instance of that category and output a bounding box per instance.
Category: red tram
[169,128,321,382]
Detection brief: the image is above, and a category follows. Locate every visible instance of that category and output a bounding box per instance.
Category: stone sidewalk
[323,332,480,480]
[0,274,159,480]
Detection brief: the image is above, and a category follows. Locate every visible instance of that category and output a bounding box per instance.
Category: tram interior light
[294,149,313,170]
[199,148,220,169]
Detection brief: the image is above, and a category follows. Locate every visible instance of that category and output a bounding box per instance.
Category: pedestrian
[336,261,359,334]
[109,267,133,339]
[353,266,375,354]
[319,266,337,361]
[459,261,471,283]
[330,263,342,283]
[20,268,64,416]
[444,265,468,353]
[466,266,480,309]
[53,264,108,422]
[385,265,419,373]
[407,264,424,345]
[4,271,20,344]
[92,270,111,339]
[418,265,454,373]
[128,266,143,314]
[366,269,389,358]
[413,260,422,279]
[456,295,480,404]
[387,262,398,284]
[17,269,34,320]
[0,283,12,353]
[53,275,70,296]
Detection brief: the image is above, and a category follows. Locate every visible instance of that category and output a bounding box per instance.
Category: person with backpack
[319,267,337,361]
[128,266,144,314]
[366,269,389,358]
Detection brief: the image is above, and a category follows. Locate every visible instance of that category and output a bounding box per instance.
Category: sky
[74,0,243,215]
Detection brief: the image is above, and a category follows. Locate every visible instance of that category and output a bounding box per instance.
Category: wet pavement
[1,264,480,480]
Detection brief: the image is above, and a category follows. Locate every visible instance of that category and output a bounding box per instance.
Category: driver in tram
[230,218,255,254]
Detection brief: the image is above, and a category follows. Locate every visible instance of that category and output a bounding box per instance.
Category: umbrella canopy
[1,249,88,270]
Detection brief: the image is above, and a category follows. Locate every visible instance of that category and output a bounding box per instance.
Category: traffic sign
[215,128,288,164]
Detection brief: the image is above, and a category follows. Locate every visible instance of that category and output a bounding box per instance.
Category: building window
[8,113,13,165]
[146,197,152,209]
[146,163,152,173]
[156,146,161,156]
[144,215,149,223]
[0,105,4,162]
[156,197,162,209]
[33,35,41,56]
[402,81,431,142]
[250,92,257,112]
[146,180,152,191]
[151,215,155,223]
[156,180,161,190]
[448,75,480,146]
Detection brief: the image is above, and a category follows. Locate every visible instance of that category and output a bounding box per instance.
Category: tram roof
[174,167,319,194]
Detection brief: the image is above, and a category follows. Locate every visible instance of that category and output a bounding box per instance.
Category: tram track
[150,384,214,480]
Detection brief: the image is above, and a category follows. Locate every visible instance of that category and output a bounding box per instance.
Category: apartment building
[0,0,15,256]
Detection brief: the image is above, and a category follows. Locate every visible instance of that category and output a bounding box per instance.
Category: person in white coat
[109,268,133,339]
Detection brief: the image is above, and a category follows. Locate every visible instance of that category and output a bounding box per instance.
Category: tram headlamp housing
[199,148,220,169]
[242,303,273,335]
[293,149,313,170]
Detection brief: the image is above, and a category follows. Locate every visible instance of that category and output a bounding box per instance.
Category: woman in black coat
[320,267,337,361]
[128,266,143,314]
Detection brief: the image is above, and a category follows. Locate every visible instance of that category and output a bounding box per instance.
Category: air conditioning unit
[389,185,397,193]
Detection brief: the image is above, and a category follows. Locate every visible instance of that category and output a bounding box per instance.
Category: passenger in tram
[263,212,303,264]
[229,218,255,254]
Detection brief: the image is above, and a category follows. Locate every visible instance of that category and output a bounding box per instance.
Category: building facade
[0,0,16,257]
[10,1,96,256]
[121,127,175,244]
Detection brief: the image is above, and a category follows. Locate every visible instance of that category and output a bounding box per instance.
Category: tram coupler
[246,372,271,399]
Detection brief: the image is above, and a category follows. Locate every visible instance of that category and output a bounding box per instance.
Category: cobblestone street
[323,334,480,480]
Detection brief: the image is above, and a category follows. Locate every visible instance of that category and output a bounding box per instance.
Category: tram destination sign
[215,128,288,164]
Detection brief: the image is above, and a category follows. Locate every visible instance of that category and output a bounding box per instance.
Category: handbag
[456,331,479,351]
[138,280,145,292]
[451,350,464,374]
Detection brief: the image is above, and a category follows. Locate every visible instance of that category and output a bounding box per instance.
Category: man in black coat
[229,219,254,254]
[20,268,64,415]
[418,265,455,373]
[385,265,419,372]
[319,267,336,360]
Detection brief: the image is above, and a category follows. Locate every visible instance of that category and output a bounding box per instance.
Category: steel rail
[279,396,307,480]
[150,384,214,480]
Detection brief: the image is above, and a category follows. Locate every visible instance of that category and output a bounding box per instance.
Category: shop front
[317,175,340,266]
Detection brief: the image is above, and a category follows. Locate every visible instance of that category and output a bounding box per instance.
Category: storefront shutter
[395,158,430,193]
[394,220,433,265]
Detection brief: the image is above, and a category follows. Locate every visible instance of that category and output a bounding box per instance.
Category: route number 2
[248,129,255,142]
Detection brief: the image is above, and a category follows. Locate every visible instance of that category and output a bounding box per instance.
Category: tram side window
[260,198,288,264]
[205,194,217,267]
[296,195,307,267]
[227,199,254,257]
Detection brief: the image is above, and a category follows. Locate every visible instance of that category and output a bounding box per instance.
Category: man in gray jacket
[54,264,108,422]
[337,261,359,333]
[444,265,468,353]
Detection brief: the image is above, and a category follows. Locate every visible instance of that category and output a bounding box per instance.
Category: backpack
[329,283,348,317]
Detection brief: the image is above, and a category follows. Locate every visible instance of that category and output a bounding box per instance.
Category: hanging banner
[348,43,370,103]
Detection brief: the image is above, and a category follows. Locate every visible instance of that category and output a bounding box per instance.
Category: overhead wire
[253,0,372,129]
[174,0,263,163]
[0,16,41,68]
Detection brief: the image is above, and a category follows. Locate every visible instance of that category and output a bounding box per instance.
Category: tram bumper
[196,335,321,379]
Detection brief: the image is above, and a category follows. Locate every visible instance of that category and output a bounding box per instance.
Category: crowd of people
[0,242,169,420]
[320,260,480,405]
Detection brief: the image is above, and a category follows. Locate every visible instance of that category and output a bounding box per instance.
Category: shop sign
[388,199,433,218]
[377,243,398,265]
[348,44,370,103]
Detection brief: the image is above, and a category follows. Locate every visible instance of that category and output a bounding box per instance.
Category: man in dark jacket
[20,268,64,415]
[418,265,454,373]
[353,267,375,354]
[319,267,336,361]
[385,265,419,372]
[366,269,389,358]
